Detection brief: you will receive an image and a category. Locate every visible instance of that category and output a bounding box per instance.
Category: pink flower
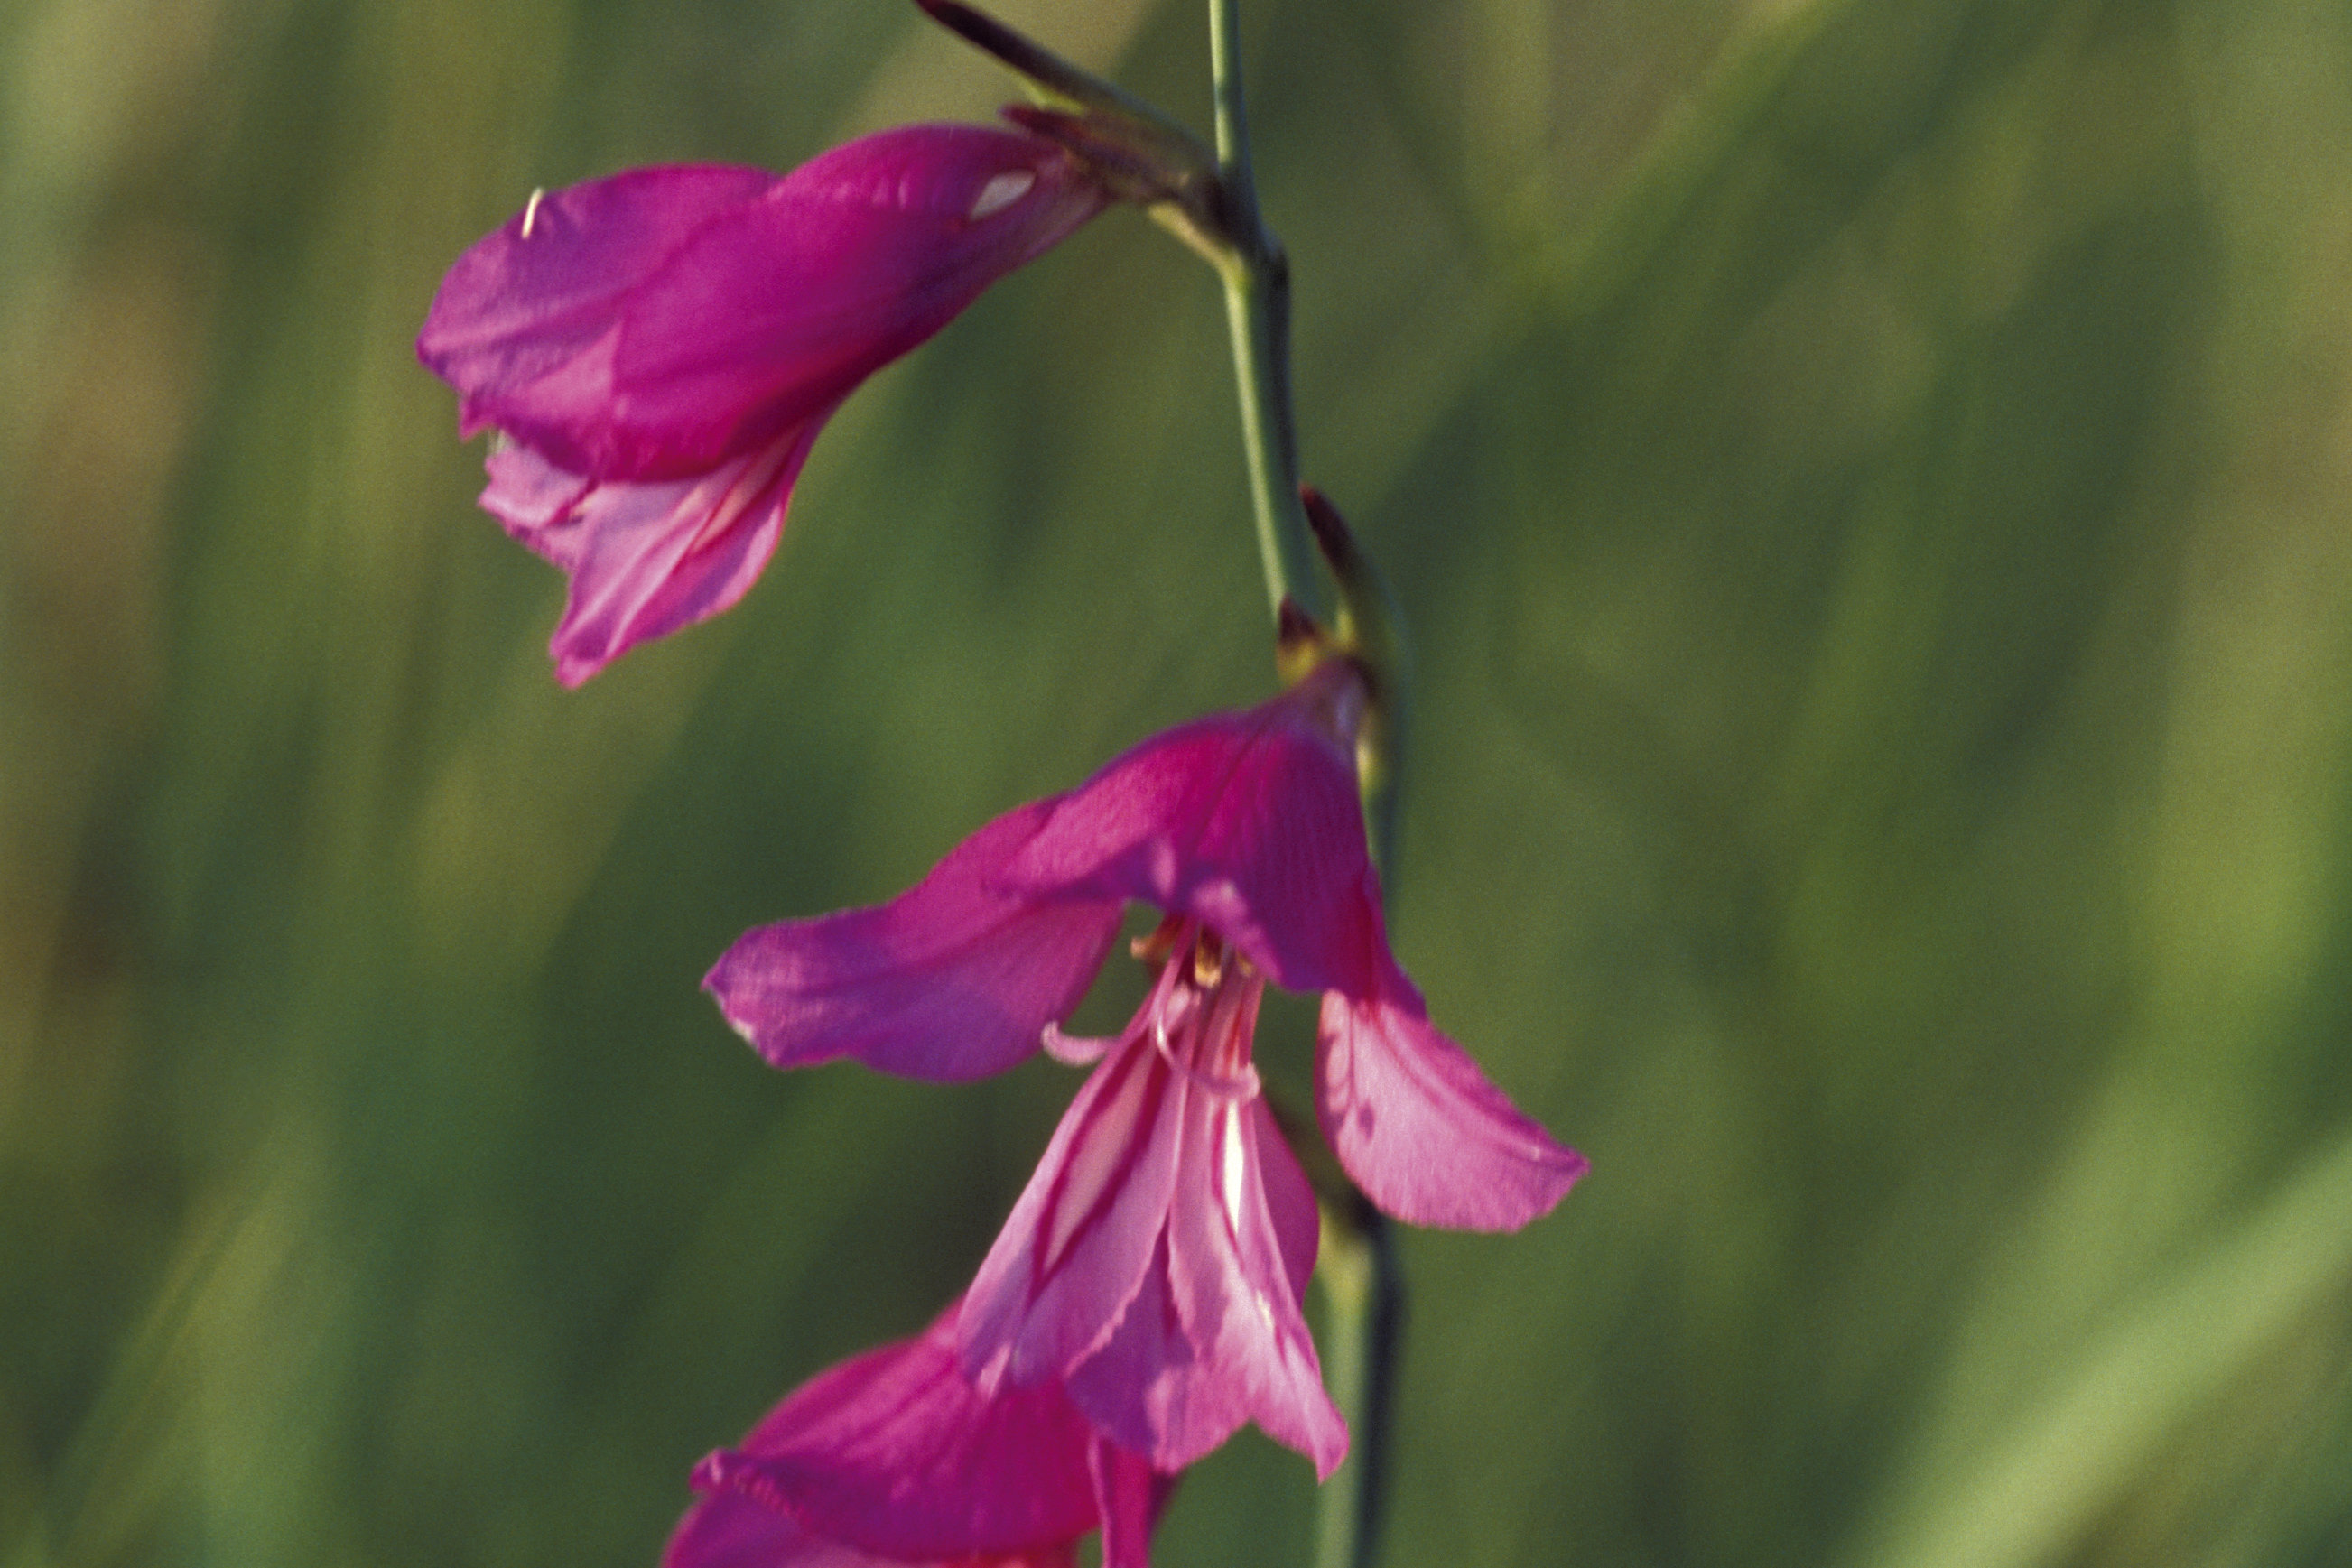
[706,660,1586,1476]
[667,1303,1167,1568]
[417,125,1108,684]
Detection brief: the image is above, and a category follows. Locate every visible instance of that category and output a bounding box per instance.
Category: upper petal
[483,425,819,685]
[691,1307,1098,1563]
[992,666,1390,998]
[422,128,1104,481]
[708,799,1123,1082]
[418,164,781,470]
[605,125,1108,475]
[1315,988,1586,1232]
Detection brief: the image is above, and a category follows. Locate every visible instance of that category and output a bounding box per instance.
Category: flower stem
[1207,0,1325,629]
[1206,12,1401,1567]
[1315,1199,1403,1568]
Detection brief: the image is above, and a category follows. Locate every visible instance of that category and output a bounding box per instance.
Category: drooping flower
[668,1302,1167,1568]
[706,659,1586,1476]
[961,915,1343,1475]
[417,124,1109,684]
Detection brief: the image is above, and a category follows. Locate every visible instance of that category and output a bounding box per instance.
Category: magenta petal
[608,125,1109,474]
[423,128,1111,682]
[427,130,1102,481]
[708,800,1123,1082]
[693,1309,1098,1563]
[961,1028,1185,1390]
[665,1498,1078,1568]
[666,1491,1074,1568]
[419,164,781,468]
[1088,1439,1163,1568]
[1316,989,1586,1232]
[993,671,1389,998]
[482,425,818,686]
[665,1492,856,1568]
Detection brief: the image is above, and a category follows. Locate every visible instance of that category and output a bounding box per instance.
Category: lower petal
[961,1034,1184,1391]
[1167,1099,1347,1478]
[1060,1099,1347,1478]
[1061,1235,1234,1469]
[481,422,821,685]
[1315,990,1586,1233]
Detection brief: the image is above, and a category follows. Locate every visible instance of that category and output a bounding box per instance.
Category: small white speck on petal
[521,187,546,238]
[1221,1105,1248,1236]
[968,170,1034,221]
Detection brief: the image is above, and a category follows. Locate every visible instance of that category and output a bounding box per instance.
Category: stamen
[1153,1038,1260,1103]
[1043,1022,1115,1067]
[520,187,545,239]
[1148,966,1261,1103]
[1220,1104,1249,1236]
[1130,913,1189,968]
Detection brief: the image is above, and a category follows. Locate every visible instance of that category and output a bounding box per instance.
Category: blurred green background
[5,0,2351,1563]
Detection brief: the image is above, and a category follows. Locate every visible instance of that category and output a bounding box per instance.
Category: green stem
[1314,1202,1403,1568]
[1208,0,1325,627]
[1205,13,1399,1563]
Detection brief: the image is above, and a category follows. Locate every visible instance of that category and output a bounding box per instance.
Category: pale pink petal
[477,438,590,540]
[419,164,781,470]
[708,801,1123,1081]
[966,942,1345,1475]
[693,1309,1098,1562]
[1316,988,1586,1232]
[1250,1098,1322,1312]
[993,669,1389,998]
[1113,1092,1344,1476]
[1055,1239,1206,1466]
[483,425,820,686]
[1055,1097,1343,1476]
[608,125,1109,474]
[961,1026,1185,1390]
